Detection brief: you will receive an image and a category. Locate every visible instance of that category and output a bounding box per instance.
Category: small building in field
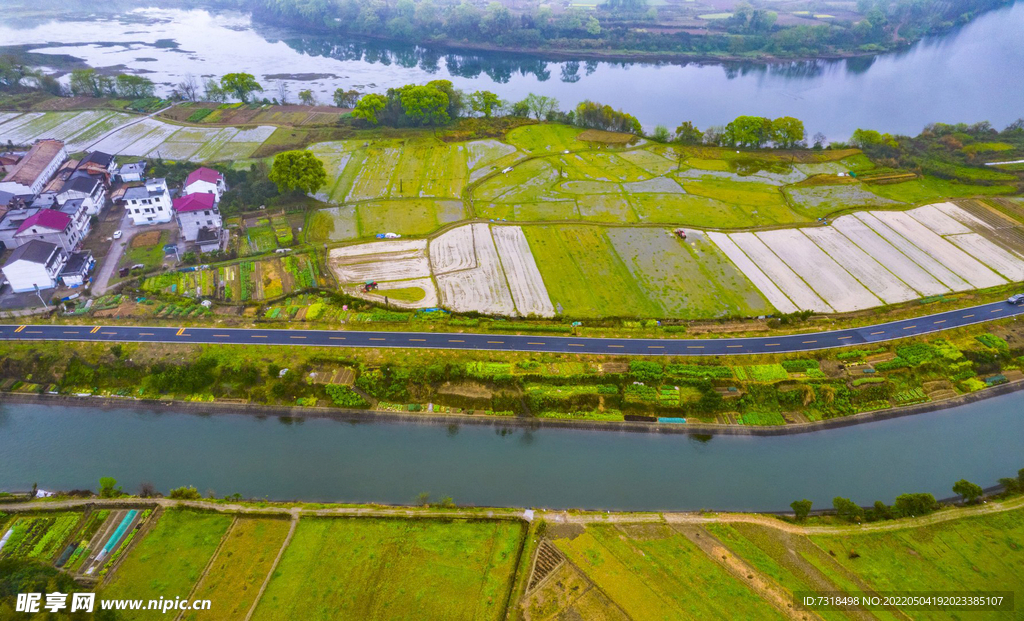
[173,192,222,251]
[195,226,222,254]
[117,161,146,183]
[59,250,95,287]
[123,177,173,225]
[183,167,227,203]
[1,239,68,292]
[0,140,67,196]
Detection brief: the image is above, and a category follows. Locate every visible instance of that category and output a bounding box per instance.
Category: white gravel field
[728,232,832,312]
[757,229,881,311]
[707,232,798,314]
[830,215,949,296]
[854,212,972,291]
[622,177,685,194]
[328,240,432,283]
[802,227,919,304]
[905,204,972,235]
[946,233,1024,282]
[932,202,994,230]
[871,211,1005,289]
[430,225,478,274]
[435,224,516,315]
[492,225,555,317]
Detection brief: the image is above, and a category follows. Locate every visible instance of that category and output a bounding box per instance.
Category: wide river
[2,2,1024,138]
[1,393,1021,511]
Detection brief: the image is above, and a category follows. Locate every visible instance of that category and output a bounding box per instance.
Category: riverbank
[2,376,1021,437]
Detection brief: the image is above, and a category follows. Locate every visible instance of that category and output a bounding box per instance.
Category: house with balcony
[12,205,89,253]
[173,192,222,253]
[123,177,173,225]
[56,174,106,216]
[1,240,68,292]
[183,167,227,203]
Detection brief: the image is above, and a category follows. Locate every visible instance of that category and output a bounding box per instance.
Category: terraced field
[0,111,275,161]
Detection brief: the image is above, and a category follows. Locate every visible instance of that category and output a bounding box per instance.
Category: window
[204,211,210,216]
[207,220,213,226]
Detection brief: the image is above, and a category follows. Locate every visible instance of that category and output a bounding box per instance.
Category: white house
[117,161,146,183]
[183,167,226,203]
[12,206,88,253]
[0,140,67,196]
[173,193,222,251]
[1,239,68,292]
[56,175,106,216]
[123,177,173,225]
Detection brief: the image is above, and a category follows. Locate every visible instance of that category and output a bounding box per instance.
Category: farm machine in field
[363,281,379,292]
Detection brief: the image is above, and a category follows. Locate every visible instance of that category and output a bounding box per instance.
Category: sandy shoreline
[0,378,1020,437]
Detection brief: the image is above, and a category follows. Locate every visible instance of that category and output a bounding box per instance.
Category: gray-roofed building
[57,174,106,215]
[0,140,67,195]
[59,250,94,287]
[124,177,172,225]
[2,239,68,292]
[117,161,146,183]
[0,208,39,250]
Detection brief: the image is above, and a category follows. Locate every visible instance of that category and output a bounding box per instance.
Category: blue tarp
[658,417,687,424]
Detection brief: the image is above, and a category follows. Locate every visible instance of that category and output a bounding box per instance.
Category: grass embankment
[0,321,1020,425]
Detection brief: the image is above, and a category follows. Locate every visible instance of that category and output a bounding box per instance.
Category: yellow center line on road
[251,335,267,338]
[290,336,307,339]
[727,345,743,348]
[449,339,465,343]
[214,334,230,338]
[802,340,817,344]
[527,342,545,345]
[764,343,780,347]
[369,337,386,341]
[934,319,946,324]
[870,331,884,335]
[329,336,346,340]
[64,331,79,334]
[568,344,584,347]
[687,346,704,349]
[991,308,1004,313]
[139,332,154,336]
[409,338,426,342]
[903,325,916,330]
[90,326,101,334]
[101,331,117,335]
[14,325,26,333]
[176,328,186,336]
[837,336,852,340]
[648,345,664,349]
[963,314,975,318]
[608,345,624,348]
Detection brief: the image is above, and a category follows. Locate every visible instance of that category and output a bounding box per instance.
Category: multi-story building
[1,239,68,292]
[123,177,173,225]
[183,167,227,203]
[173,192,222,252]
[0,140,67,196]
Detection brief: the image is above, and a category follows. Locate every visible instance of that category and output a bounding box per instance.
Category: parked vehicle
[112,230,123,240]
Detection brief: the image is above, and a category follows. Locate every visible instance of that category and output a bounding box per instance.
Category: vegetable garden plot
[905,203,973,235]
[190,127,242,161]
[830,215,949,296]
[870,211,1005,289]
[29,110,112,143]
[492,225,555,317]
[65,112,134,150]
[854,212,972,291]
[706,232,798,314]
[801,227,919,304]
[0,513,82,561]
[756,228,881,312]
[728,232,832,312]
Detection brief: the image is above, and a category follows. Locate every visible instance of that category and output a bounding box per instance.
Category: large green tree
[352,93,387,125]
[269,150,327,195]
[723,115,773,148]
[674,121,703,145]
[952,479,983,504]
[771,116,805,148]
[468,90,501,118]
[115,74,155,99]
[790,498,812,520]
[333,88,361,108]
[398,84,450,125]
[220,73,263,103]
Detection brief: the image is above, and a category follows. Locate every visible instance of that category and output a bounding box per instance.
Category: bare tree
[138,481,157,498]
[277,82,289,105]
[176,73,199,102]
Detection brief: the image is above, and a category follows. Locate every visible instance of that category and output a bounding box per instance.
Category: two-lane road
[1,301,1021,356]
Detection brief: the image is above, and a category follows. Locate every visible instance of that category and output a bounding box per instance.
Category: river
[1,2,1023,139]
[1,393,1021,511]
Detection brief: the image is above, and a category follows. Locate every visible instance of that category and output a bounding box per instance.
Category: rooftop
[61,251,93,275]
[196,226,220,243]
[173,192,216,213]
[59,175,101,195]
[80,151,114,168]
[3,140,65,187]
[15,209,71,235]
[5,239,60,266]
[185,167,223,188]
[119,161,146,174]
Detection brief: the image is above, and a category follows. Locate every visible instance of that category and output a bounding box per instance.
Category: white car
[112,230,123,240]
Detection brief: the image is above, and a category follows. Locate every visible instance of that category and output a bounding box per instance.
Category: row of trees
[790,469,1024,521]
[68,69,156,99]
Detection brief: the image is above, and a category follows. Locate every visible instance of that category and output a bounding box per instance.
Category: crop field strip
[0,111,275,162]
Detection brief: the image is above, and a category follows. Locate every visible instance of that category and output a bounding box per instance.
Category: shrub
[168,486,202,500]
[325,384,369,408]
[782,360,819,372]
[628,361,664,383]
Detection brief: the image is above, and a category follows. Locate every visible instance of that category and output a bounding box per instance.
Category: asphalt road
[1,301,1021,356]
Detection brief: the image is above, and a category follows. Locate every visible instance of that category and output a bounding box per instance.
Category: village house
[59,250,95,287]
[183,167,227,203]
[77,151,116,180]
[173,192,222,252]
[12,203,89,253]
[0,140,67,196]
[56,174,106,216]
[117,161,146,183]
[1,239,68,293]
[123,177,173,225]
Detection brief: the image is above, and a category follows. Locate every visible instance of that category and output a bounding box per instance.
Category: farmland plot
[830,215,949,296]
[362,277,439,308]
[727,232,833,312]
[347,146,401,201]
[0,113,48,144]
[946,233,1024,281]
[786,184,901,213]
[26,110,112,143]
[65,112,134,150]
[854,212,972,291]
[430,225,478,273]
[328,239,432,283]
[607,228,770,318]
[91,119,165,155]
[435,223,516,315]
[190,127,242,161]
[475,158,562,203]
[575,194,637,222]
[905,203,973,235]
[868,211,1004,289]
[0,112,22,125]
[466,139,518,169]
[801,227,919,304]
[620,148,679,175]
[622,177,685,193]
[356,199,465,238]
[492,225,555,317]
[706,232,798,314]
[756,228,881,311]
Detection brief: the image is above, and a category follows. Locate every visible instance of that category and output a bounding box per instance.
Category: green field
[252,517,524,621]
[103,509,233,617]
[183,517,292,621]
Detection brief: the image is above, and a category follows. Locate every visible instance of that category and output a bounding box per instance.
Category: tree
[269,150,327,195]
[812,132,827,149]
[790,499,812,520]
[998,477,1020,493]
[723,115,773,147]
[952,479,983,504]
[398,84,450,126]
[168,485,202,500]
[522,93,559,120]
[333,88,361,108]
[220,73,263,103]
[651,125,671,142]
[675,121,702,145]
[892,493,936,517]
[138,481,157,498]
[69,69,106,97]
[771,116,805,148]
[176,73,199,102]
[115,74,155,99]
[204,79,227,103]
[99,477,122,498]
[298,89,315,105]
[352,93,387,125]
[832,496,863,521]
[469,90,501,118]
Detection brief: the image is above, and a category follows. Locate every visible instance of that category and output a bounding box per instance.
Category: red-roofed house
[173,193,222,253]
[183,167,227,203]
[12,206,88,252]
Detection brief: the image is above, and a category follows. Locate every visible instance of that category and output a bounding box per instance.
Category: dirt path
[243,509,300,621]
[174,516,238,621]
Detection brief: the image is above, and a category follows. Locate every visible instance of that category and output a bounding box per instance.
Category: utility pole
[33,285,48,310]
